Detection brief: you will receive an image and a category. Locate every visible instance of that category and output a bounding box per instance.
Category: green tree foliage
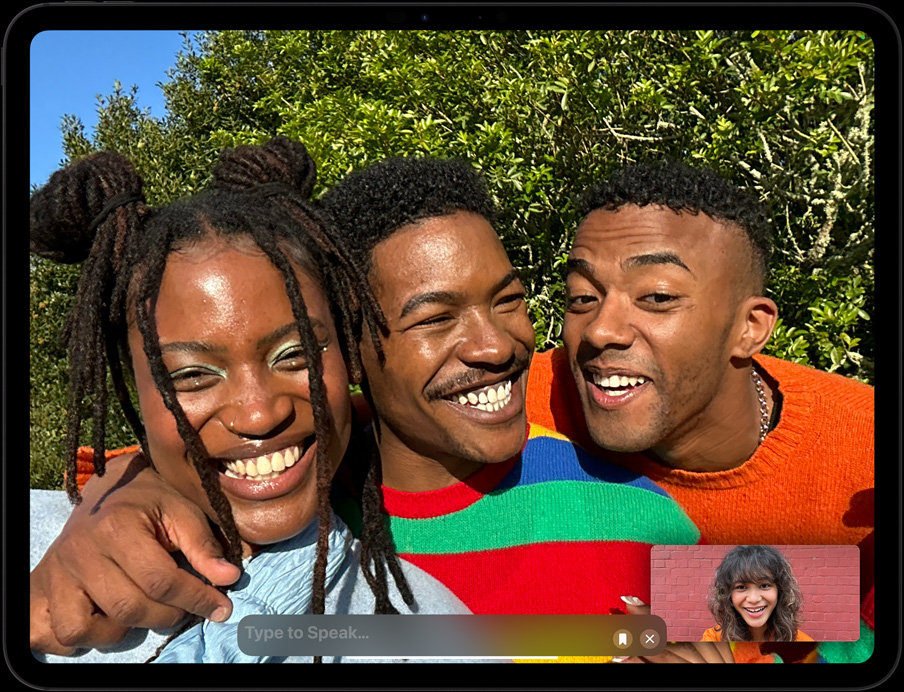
[30,30,874,486]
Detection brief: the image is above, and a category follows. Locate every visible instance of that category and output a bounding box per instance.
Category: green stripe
[389,481,700,555]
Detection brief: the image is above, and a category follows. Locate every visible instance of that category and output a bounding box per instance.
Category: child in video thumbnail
[703,545,813,643]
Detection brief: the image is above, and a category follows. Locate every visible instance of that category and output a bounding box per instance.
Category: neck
[376,427,485,491]
[647,362,774,473]
[749,624,768,642]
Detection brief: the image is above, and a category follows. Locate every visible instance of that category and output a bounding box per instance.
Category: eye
[565,293,598,312]
[414,313,453,328]
[640,292,678,307]
[496,291,525,311]
[272,344,311,371]
[734,584,747,591]
[170,367,222,393]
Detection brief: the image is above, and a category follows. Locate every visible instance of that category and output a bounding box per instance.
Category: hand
[30,453,241,654]
[613,596,735,664]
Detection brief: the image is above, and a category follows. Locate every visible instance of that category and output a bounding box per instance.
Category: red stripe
[382,456,518,518]
[401,541,654,614]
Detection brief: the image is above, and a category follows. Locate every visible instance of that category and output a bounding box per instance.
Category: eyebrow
[566,253,692,278]
[159,321,326,355]
[623,251,692,274]
[399,269,522,319]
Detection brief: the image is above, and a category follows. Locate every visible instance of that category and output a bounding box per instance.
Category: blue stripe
[497,434,671,499]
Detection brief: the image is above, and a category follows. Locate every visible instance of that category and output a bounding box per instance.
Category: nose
[456,310,518,367]
[582,293,635,351]
[220,371,296,438]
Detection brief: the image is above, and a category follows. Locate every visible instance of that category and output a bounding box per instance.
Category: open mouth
[445,376,516,413]
[219,437,314,482]
[744,606,767,615]
[590,372,649,398]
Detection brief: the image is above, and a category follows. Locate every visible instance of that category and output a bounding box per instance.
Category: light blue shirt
[30,489,482,664]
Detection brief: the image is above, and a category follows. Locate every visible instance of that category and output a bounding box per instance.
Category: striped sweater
[381,423,701,615]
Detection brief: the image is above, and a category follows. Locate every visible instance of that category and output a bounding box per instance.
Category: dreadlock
[318,156,498,616]
[29,136,408,662]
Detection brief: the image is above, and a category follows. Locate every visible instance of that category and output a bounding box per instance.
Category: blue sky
[30,31,187,187]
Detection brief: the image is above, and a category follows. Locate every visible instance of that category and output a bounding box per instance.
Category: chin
[234,509,319,547]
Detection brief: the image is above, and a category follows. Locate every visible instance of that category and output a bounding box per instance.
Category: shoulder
[328,544,472,615]
[796,629,815,642]
[522,424,673,499]
[702,627,722,641]
[756,354,873,407]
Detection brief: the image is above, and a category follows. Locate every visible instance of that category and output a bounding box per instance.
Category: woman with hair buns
[29,137,472,663]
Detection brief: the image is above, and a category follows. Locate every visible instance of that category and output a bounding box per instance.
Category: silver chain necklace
[751,367,770,446]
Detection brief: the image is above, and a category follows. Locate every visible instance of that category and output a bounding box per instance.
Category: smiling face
[563,204,768,458]
[361,211,535,490]
[127,238,350,550]
[731,578,778,639]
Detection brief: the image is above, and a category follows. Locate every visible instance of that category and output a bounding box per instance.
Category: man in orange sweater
[526,161,873,664]
[528,161,874,548]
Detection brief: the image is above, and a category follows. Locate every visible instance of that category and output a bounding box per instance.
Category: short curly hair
[318,156,497,277]
[578,161,773,288]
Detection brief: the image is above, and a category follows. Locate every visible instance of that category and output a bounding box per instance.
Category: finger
[157,504,242,588]
[612,656,644,663]
[45,570,130,650]
[106,540,234,624]
[712,641,735,663]
[695,641,734,664]
[80,554,191,630]
[620,596,651,616]
[30,578,77,655]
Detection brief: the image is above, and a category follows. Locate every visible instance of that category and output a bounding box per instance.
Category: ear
[731,295,778,359]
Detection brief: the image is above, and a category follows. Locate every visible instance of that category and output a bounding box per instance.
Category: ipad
[6,2,900,689]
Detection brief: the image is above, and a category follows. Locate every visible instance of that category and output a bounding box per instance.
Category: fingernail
[620,596,634,603]
[612,656,629,663]
[210,606,229,623]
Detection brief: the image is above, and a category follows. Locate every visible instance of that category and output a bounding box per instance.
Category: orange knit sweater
[525,348,874,546]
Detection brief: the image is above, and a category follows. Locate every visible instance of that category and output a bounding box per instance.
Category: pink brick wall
[649,545,860,642]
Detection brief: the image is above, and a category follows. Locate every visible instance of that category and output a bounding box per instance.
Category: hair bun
[212,136,317,199]
[30,152,143,264]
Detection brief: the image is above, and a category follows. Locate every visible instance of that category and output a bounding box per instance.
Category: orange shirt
[702,626,814,642]
[525,348,874,546]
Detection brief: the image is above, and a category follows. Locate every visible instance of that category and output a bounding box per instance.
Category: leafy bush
[30,30,874,486]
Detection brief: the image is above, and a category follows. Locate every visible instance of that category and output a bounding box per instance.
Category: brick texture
[648,545,860,642]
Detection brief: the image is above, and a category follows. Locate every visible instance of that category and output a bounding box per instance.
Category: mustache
[424,350,532,402]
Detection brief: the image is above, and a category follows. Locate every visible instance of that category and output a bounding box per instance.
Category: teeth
[450,380,514,412]
[221,445,301,481]
[594,374,648,388]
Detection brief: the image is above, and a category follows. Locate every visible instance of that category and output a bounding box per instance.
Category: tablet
[7,2,899,689]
